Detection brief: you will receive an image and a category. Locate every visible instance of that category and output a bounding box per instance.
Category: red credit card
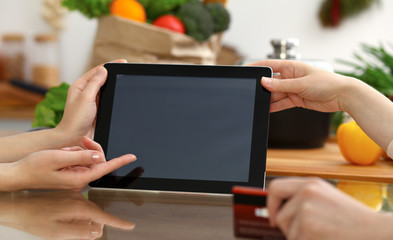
[232,186,285,239]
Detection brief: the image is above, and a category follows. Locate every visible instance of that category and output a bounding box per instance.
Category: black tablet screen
[106,74,257,183]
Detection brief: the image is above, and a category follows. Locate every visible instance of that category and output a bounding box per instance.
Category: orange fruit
[110,0,146,23]
[336,180,384,211]
[337,121,383,165]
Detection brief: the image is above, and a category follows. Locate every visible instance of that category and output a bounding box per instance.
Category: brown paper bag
[89,16,223,67]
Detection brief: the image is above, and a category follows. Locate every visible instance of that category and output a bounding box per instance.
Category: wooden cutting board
[266,142,393,183]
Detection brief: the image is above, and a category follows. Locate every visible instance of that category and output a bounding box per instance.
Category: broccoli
[177,0,214,42]
[146,0,188,21]
[62,0,112,19]
[205,3,230,33]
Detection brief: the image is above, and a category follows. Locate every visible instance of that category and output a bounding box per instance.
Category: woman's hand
[56,59,127,147]
[251,59,393,154]
[249,60,350,113]
[7,137,136,192]
[267,177,393,240]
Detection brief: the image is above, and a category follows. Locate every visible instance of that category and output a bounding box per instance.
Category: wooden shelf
[267,142,393,183]
[0,82,44,119]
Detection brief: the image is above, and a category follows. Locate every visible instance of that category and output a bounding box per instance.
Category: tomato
[152,15,185,34]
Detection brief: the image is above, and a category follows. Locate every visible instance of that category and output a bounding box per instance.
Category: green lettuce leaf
[32,83,70,128]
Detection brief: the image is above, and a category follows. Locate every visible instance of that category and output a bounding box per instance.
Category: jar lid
[34,33,57,42]
[2,33,25,42]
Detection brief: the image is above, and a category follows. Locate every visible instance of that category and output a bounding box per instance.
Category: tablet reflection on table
[0,191,135,239]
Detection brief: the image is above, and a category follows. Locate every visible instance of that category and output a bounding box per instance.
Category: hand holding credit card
[232,186,285,239]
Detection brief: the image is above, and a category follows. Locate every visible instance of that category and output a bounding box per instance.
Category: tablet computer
[91,63,272,194]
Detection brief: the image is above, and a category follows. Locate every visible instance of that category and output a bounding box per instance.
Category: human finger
[59,194,135,230]
[270,98,297,112]
[284,206,303,240]
[62,146,84,151]
[80,67,108,102]
[81,205,136,230]
[74,59,127,90]
[47,220,103,240]
[68,59,127,101]
[82,137,104,153]
[53,150,106,169]
[261,77,308,95]
[89,154,137,180]
[267,178,311,227]
[274,187,308,236]
[270,92,288,103]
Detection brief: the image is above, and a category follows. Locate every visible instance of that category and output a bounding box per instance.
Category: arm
[250,60,393,156]
[267,178,393,240]
[0,60,127,163]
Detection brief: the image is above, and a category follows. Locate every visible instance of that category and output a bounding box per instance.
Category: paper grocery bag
[89,16,223,67]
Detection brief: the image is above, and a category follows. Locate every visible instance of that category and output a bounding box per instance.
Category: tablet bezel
[91,63,272,194]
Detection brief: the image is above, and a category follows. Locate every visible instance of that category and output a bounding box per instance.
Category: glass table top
[0,178,391,240]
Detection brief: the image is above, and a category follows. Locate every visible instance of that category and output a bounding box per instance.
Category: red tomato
[152,15,185,34]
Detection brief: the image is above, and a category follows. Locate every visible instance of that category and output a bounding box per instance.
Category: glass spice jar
[0,50,2,82]
[1,33,25,82]
[32,33,59,88]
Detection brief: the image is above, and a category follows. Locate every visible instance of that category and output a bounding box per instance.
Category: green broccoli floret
[62,0,112,19]
[177,0,214,42]
[205,3,230,33]
[147,0,188,21]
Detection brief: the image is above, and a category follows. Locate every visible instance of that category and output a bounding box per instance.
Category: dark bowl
[268,108,331,149]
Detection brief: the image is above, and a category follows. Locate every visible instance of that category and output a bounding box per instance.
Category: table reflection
[0,191,134,239]
[88,189,234,240]
[1,179,393,240]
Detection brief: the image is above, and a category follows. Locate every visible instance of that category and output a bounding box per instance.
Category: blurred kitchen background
[0,0,392,138]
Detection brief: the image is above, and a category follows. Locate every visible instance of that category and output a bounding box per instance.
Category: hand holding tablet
[91,63,272,193]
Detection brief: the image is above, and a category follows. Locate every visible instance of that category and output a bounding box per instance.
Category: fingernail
[92,153,101,162]
[96,67,106,76]
[129,154,137,162]
[262,77,273,87]
[91,231,99,237]
[62,147,71,151]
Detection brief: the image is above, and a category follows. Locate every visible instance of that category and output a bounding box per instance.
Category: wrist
[0,163,21,192]
[50,126,80,149]
[338,76,361,114]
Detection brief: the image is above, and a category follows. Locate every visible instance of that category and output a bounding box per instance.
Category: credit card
[232,186,285,239]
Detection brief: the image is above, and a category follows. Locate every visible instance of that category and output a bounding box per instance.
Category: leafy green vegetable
[32,83,70,128]
[145,0,188,21]
[205,2,230,33]
[177,0,214,42]
[62,0,112,19]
